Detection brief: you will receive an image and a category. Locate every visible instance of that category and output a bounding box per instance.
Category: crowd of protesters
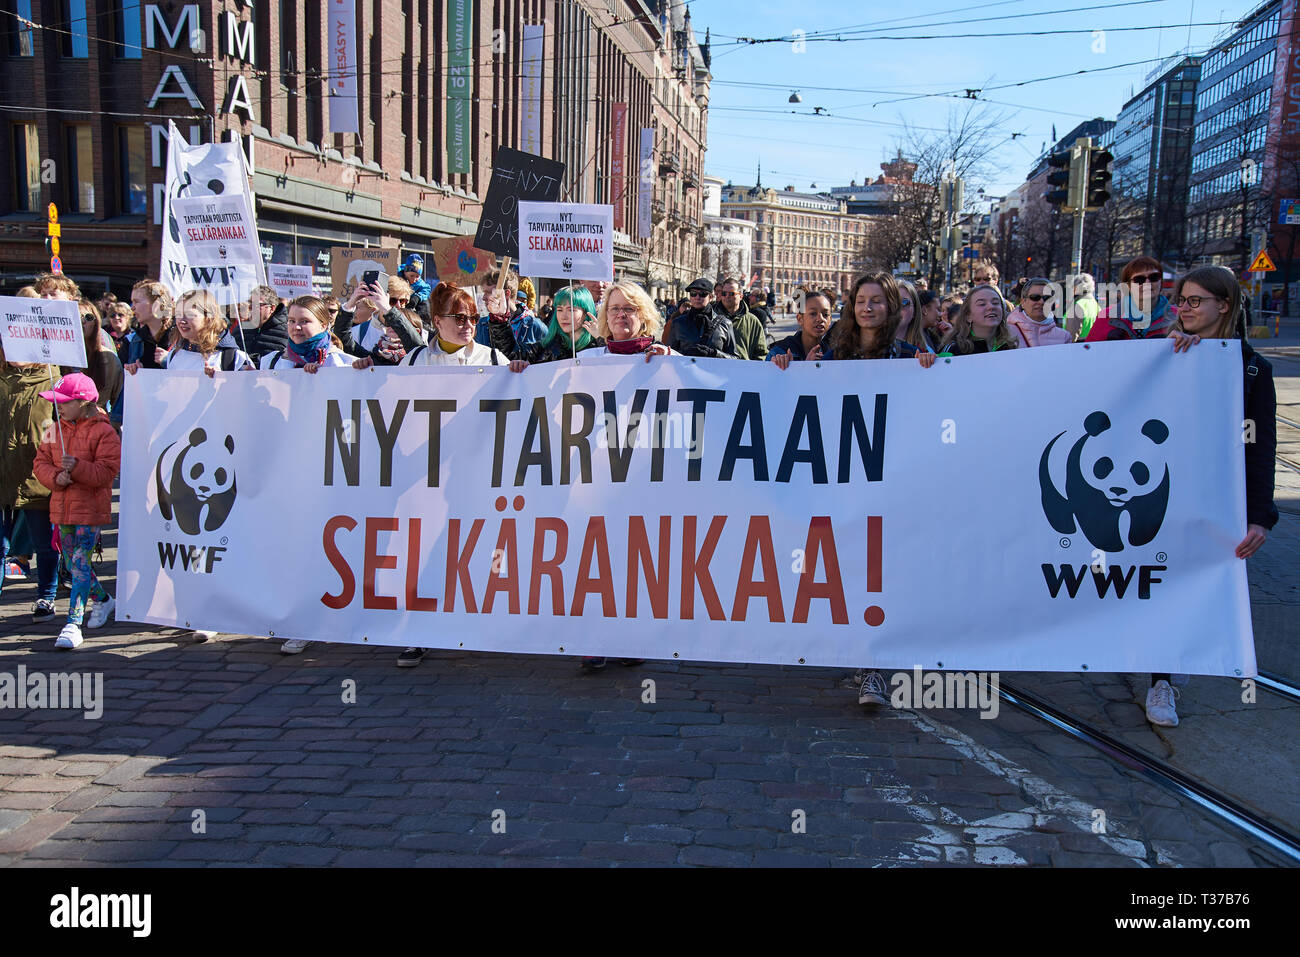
[0,254,1278,728]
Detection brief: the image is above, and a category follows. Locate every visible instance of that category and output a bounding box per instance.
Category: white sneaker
[55,623,84,649]
[85,596,115,629]
[280,639,312,655]
[858,670,890,708]
[1145,680,1180,727]
[192,630,219,642]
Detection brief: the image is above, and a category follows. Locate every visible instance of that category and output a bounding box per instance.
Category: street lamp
[788,91,802,103]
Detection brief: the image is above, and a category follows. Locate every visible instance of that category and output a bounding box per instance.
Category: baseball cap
[39,372,98,404]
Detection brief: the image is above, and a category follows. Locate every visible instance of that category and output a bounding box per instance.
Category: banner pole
[46,365,66,458]
[568,282,577,360]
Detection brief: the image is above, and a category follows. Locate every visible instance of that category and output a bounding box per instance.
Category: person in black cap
[666,277,739,359]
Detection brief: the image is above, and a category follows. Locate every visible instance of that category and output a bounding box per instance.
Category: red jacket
[33,408,121,527]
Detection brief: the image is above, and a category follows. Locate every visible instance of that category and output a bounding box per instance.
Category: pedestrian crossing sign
[1248,250,1276,272]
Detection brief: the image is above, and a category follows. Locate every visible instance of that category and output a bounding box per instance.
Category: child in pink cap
[32,373,121,649]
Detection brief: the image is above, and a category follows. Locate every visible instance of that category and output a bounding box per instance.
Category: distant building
[824,154,920,216]
[701,174,754,284]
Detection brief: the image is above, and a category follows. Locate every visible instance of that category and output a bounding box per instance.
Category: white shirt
[162,346,254,372]
[258,347,353,370]
[404,339,507,367]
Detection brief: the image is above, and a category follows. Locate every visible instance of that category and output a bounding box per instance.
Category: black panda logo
[166,157,228,244]
[1039,411,1170,553]
[155,428,238,535]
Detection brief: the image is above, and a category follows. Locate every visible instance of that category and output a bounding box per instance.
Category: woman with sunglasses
[1085,256,1173,341]
[1007,278,1072,346]
[1138,266,1278,727]
[895,280,934,354]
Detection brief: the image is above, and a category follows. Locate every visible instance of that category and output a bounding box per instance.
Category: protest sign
[118,341,1255,677]
[429,236,496,287]
[172,195,262,268]
[266,264,314,300]
[0,296,86,367]
[473,147,565,258]
[518,202,614,282]
[329,247,401,300]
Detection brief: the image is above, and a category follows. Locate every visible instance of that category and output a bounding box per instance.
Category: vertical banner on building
[521,24,544,157]
[637,127,655,239]
[610,103,628,232]
[160,122,266,307]
[330,0,359,133]
[446,0,474,174]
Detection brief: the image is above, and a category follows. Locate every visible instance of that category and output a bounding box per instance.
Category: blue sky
[692,0,1262,197]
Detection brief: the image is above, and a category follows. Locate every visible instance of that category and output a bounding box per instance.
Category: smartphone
[362,270,388,290]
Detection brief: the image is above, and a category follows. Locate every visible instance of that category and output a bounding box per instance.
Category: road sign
[46,222,60,238]
[1281,199,1300,226]
[47,203,58,224]
[1248,250,1276,272]
[49,256,62,274]
[49,237,60,257]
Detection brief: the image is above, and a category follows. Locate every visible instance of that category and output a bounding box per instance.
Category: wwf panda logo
[166,153,229,244]
[1039,411,1170,553]
[155,428,238,535]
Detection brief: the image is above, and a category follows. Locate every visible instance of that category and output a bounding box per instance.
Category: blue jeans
[1,507,57,604]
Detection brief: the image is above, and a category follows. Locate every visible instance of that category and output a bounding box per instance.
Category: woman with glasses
[1007,278,1072,346]
[895,279,933,354]
[1084,256,1173,341]
[1135,266,1279,728]
[594,282,676,360]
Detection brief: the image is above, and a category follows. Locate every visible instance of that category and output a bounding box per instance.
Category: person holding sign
[126,291,253,375]
[259,296,361,376]
[126,280,176,370]
[768,287,834,368]
[514,285,604,365]
[32,373,121,649]
[593,282,675,360]
[68,300,123,422]
[475,268,545,360]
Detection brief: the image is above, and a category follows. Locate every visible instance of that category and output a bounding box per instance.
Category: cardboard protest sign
[518,202,614,282]
[329,247,401,300]
[266,264,314,300]
[473,147,565,258]
[0,296,86,367]
[429,236,496,287]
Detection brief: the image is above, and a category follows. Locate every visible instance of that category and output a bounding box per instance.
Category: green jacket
[715,303,768,361]
[0,362,57,509]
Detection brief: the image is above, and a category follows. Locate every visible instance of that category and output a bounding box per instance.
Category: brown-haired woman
[67,300,123,421]
[938,285,1020,355]
[126,279,177,370]
[1084,255,1173,341]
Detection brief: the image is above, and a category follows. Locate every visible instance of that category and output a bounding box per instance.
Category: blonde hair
[388,276,413,300]
[175,289,225,355]
[16,285,37,298]
[597,281,663,341]
[897,279,927,351]
[940,284,1019,354]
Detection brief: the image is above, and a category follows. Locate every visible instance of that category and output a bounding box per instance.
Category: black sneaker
[397,647,426,668]
[32,599,56,623]
[580,657,607,671]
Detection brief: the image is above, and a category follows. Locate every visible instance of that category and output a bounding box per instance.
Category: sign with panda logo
[0,296,85,368]
[518,202,614,282]
[114,342,1257,677]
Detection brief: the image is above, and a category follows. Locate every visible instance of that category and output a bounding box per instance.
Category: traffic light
[1086,147,1113,210]
[1045,151,1072,209]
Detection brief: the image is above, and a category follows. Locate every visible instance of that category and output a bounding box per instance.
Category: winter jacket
[1084,294,1174,341]
[335,306,425,363]
[667,307,739,359]
[0,362,57,509]
[713,303,768,360]
[520,334,606,364]
[244,304,290,358]
[1066,296,1100,340]
[404,338,507,367]
[1007,307,1073,347]
[474,307,546,358]
[33,408,121,527]
[766,331,825,362]
[1242,341,1279,531]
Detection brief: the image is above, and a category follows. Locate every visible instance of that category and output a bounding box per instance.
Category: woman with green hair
[516,285,605,365]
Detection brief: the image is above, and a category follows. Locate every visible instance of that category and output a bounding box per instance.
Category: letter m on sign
[146,4,200,50]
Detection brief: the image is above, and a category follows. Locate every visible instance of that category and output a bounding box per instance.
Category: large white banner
[117,341,1256,676]
[329,0,359,133]
[518,202,614,281]
[0,296,85,367]
[266,263,314,299]
[161,123,266,307]
[521,24,544,156]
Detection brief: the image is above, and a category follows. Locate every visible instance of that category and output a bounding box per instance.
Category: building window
[113,1,142,59]
[11,123,40,211]
[5,0,34,55]
[117,125,146,215]
[66,125,94,212]
[61,0,90,57]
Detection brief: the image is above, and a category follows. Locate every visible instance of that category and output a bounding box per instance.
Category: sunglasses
[688,291,708,298]
[1174,295,1220,308]
[1023,294,1051,302]
[439,314,477,326]
[1130,273,1162,285]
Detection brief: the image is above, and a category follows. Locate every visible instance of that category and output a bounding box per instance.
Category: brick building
[0,0,708,297]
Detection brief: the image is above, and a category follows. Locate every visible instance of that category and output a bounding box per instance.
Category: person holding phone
[334,272,424,364]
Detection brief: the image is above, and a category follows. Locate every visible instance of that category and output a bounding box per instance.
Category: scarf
[606,336,654,355]
[1110,294,1173,339]
[281,330,332,367]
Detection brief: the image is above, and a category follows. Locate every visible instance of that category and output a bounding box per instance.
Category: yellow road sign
[1248,250,1276,272]
[46,222,60,238]
[49,237,60,256]
[47,203,58,223]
